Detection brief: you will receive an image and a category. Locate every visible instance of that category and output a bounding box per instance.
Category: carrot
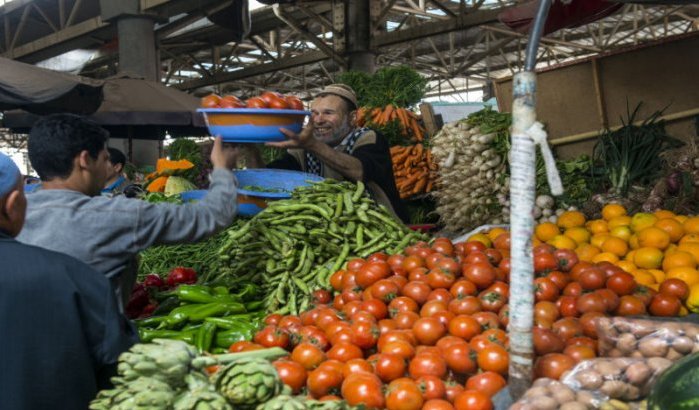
[395,108,410,133]
[381,104,395,125]
[426,180,434,193]
[413,143,423,159]
[412,177,428,195]
[410,119,424,142]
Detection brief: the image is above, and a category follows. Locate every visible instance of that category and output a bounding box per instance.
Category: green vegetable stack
[135,284,263,353]
[213,180,426,315]
[91,340,355,410]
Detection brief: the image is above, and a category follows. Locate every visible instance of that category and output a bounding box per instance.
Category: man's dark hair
[28,114,109,180]
[107,147,126,168]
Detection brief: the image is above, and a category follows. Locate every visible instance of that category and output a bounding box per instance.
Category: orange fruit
[665,266,699,287]
[632,269,657,286]
[683,217,699,234]
[654,218,684,243]
[678,242,699,263]
[633,247,664,269]
[653,210,676,220]
[637,227,671,250]
[601,236,629,257]
[662,250,697,270]
[535,222,561,242]
[648,269,666,284]
[616,260,637,273]
[468,233,492,248]
[602,203,627,221]
[609,226,632,241]
[487,227,508,242]
[680,233,699,244]
[547,234,577,250]
[557,211,586,229]
[564,227,591,245]
[675,215,688,224]
[630,213,658,233]
[576,244,601,262]
[628,234,640,250]
[591,234,612,249]
[608,216,632,230]
[586,219,609,234]
[592,252,620,264]
[625,249,637,262]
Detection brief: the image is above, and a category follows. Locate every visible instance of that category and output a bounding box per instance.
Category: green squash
[648,352,699,410]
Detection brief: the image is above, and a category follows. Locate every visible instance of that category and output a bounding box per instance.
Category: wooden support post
[419,102,440,137]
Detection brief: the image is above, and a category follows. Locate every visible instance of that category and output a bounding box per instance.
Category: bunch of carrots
[391,144,438,199]
[357,104,426,142]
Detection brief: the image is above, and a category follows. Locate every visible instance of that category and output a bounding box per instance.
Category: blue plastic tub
[198,108,310,143]
[235,169,324,216]
[179,190,207,202]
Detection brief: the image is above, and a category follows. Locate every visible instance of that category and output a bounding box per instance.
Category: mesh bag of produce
[596,316,699,360]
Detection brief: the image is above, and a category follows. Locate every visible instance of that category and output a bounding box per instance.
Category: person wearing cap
[246,84,409,222]
[101,147,131,196]
[17,114,239,308]
[0,151,137,410]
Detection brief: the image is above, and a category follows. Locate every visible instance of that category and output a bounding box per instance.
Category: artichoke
[305,399,352,410]
[90,377,176,410]
[118,339,199,388]
[175,373,232,410]
[256,394,307,410]
[211,358,283,407]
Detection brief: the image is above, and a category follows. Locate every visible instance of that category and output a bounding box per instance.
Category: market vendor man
[0,151,136,410]
[246,84,409,222]
[17,114,239,308]
[102,147,130,196]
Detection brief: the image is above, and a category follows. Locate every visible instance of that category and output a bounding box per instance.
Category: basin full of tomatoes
[231,234,689,410]
[201,91,304,110]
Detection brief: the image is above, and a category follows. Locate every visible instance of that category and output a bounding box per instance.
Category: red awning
[499,0,623,35]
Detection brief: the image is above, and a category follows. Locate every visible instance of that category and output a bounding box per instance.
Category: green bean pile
[211,180,426,315]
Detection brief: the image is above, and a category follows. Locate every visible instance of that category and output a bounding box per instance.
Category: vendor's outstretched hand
[266,123,315,149]
[211,136,239,169]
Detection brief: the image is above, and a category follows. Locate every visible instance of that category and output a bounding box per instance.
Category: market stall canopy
[2,74,206,140]
[499,0,623,35]
[0,57,104,115]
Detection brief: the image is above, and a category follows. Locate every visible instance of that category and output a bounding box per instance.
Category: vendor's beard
[315,121,353,147]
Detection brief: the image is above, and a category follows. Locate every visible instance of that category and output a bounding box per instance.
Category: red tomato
[432,238,455,256]
[416,375,446,400]
[534,277,560,302]
[201,93,222,108]
[264,314,283,326]
[402,256,425,272]
[476,344,509,375]
[298,326,330,350]
[579,311,604,339]
[444,381,465,404]
[552,318,583,342]
[423,399,454,410]
[472,311,501,331]
[448,296,482,315]
[307,366,343,398]
[408,267,429,283]
[566,336,597,350]
[381,340,416,360]
[356,261,391,289]
[557,295,579,318]
[546,271,570,290]
[327,341,363,362]
[659,278,690,301]
[342,358,373,378]
[427,288,453,304]
[420,300,448,317]
[348,258,367,272]
[427,269,457,289]
[436,258,461,275]
[394,311,420,330]
[533,326,565,355]
[563,282,583,297]
[534,353,576,380]
[291,343,326,370]
[273,359,307,393]
[463,262,497,289]
[313,289,332,304]
[464,251,491,265]
[465,371,507,398]
[341,373,385,409]
[219,94,245,108]
[553,248,579,272]
[402,281,432,305]
[450,280,478,298]
[634,285,657,306]
[350,321,379,349]
[228,340,256,352]
[453,390,493,410]
[575,292,607,314]
[535,301,560,325]
[579,268,607,290]
[412,317,446,345]
[425,253,443,270]
[594,288,620,312]
[498,305,510,327]
[616,295,648,316]
[278,316,302,332]
[378,318,397,334]
[330,270,345,291]
[361,299,389,320]
[389,296,419,316]
[442,342,477,374]
[285,95,304,110]
[649,293,682,317]
[447,315,481,341]
[478,289,506,312]
[371,353,407,382]
[408,353,447,379]
[385,378,424,410]
[606,272,637,296]
[534,252,559,274]
[563,344,597,363]
[246,96,268,108]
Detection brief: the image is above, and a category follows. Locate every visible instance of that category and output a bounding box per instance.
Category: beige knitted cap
[318,84,358,107]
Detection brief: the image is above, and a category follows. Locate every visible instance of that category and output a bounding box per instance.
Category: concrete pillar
[346,0,375,73]
[117,16,159,81]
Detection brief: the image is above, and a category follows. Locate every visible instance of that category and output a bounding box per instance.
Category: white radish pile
[430,119,509,235]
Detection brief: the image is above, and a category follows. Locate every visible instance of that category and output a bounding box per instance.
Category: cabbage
[164,176,196,196]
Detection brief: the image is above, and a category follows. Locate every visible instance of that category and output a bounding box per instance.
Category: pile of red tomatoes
[234,235,688,410]
[201,91,304,110]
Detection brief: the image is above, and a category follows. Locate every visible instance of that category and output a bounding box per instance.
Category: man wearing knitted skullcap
[0,151,136,410]
[246,84,408,222]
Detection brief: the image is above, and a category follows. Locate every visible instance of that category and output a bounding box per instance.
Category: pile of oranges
[532,204,699,311]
